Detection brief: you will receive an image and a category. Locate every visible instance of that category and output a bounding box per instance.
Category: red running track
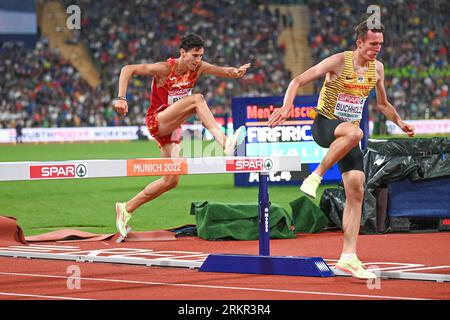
[0,231,449,300]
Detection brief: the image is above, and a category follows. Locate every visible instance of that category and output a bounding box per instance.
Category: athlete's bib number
[168,89,192,105]
[334,93,365,122]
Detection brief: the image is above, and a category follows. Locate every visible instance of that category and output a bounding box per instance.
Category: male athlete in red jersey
[113,34,249,237]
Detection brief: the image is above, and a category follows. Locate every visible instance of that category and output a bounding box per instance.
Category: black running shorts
[311,114,364,173]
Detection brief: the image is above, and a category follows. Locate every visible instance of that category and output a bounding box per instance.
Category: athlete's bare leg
[157,94,226,148]
[125,143,181,213]
[340,170,365,254]
[314,122,363,177]
[308,121,365,251]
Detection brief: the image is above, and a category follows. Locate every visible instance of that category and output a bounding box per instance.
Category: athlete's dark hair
[180,34,204,51]
[355,19,385,40]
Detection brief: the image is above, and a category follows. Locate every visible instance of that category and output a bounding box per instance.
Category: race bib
[168,89,192,105]
[334,93,366,122]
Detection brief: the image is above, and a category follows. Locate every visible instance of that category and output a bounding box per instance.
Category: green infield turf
[0,140,334,236]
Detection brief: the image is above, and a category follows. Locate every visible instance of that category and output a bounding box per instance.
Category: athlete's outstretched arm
[114,62,168,115]
[201,61,251,79]
[268,53,344,127]
[375,61,415,137]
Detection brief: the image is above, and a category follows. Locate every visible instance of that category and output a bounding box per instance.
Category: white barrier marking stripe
[0,156,302,181]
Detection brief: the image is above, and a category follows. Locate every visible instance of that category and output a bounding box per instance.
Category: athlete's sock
[339,253,357,261]
[311,172,323,182]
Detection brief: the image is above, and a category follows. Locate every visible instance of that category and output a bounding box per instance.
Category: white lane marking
[0,271,431,300]
[0,292,93,300]
[397,265,450,272]
[30,244,80,249]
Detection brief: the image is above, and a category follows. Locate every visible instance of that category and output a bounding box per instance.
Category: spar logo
[263,159,273,170]
[29,164,87,179]
[76,164,87,177]
[226,158,266,172]
[337,93,364,105]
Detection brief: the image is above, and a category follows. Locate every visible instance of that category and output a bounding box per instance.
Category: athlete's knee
[161,175,180,190]
[345,128,363,146]
[344,175,365,202]
[345,186,364,204]
[191,93,206,105]
[336,123,363,145]
[187,94,207,112]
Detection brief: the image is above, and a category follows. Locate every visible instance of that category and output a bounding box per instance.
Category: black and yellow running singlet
[316,51,376,126]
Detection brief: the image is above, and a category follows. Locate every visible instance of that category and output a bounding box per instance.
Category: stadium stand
[1,0,291,128]
[307,0,449,122]
[0,0,448,129]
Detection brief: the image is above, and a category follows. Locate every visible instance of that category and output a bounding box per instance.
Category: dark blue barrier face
[231,96,342,187]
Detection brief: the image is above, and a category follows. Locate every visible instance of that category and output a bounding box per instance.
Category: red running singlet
[145,58,200,148]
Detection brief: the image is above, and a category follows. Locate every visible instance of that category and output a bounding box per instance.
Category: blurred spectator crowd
[0,0,448,130]
[307,0,449,122]
[1,0,291,128]
[0,39,108,128]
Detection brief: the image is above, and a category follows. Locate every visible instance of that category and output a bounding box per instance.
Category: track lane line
[0,292,93,300]
[0,271,432,300]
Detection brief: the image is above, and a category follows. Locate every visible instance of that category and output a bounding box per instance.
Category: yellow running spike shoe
[336,257,377,280]
[115,202,132,238]
[224,126,247,156]
[299,173,322,199]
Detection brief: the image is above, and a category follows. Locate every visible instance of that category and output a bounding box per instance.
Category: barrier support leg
[259,172,270,256]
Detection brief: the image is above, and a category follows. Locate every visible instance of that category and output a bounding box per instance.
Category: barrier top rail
[0,156,302,181]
